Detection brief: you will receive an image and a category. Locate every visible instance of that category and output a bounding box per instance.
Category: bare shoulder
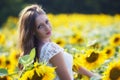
[49,52,72,80]
[49,52,64,66]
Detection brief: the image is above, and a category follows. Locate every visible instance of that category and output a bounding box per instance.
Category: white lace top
[39,42,73,80]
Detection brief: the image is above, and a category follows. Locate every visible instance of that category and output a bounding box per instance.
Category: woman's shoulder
[41,42,64,55]
[39,42,64,62]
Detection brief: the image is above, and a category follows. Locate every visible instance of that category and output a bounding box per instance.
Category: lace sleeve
[40,42,64,63]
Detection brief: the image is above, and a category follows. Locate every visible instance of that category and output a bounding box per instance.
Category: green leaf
[19,55,33,66]
[18,48,35,67]
[25,64,34,70]
[30,48,35,60]
[19,55,29,64]
[0,68,8,77]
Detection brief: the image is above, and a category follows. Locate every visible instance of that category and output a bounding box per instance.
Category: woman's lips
[46,31,51,35]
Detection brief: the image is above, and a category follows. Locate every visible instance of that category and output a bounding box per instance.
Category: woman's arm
[77,66,94,77]
[77,66,101,78]
[50,52,72,80]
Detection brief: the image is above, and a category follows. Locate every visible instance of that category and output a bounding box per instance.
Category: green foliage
[1,0,120,27]
[0,0,25,27]
[0,68,8,77]
[19,48,35,67]
[0,48,35,78]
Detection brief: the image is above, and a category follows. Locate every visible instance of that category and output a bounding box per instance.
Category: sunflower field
[0,14,120,80]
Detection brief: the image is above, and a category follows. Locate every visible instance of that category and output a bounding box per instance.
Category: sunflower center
[31,70,43,80]
[86,52,99,63]
[73,35,77,38]
[106,49,111,54]
[77,38,83,43]
[0,76,7,80]
[5,60,10,65]
[57,41,62,45]
[109,67,120,80]
[114,37,120,43]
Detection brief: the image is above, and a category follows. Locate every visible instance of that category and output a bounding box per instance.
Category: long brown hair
[18,4,45,57]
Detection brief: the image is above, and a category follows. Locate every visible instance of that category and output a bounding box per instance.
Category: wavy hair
[18,4,45,56]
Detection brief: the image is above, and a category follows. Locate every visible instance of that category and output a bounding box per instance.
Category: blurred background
[0,0,120,80]
[1,0,120,27]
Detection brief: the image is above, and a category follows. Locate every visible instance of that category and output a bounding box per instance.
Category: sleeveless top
[39,42,73,80]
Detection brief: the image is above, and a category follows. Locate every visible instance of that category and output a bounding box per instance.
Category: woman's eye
[46,20,49,24]
[38,25,42,29]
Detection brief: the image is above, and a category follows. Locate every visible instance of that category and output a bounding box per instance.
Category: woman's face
[35,14,52,41]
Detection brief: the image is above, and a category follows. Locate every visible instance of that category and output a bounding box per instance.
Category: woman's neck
[39,38,51,44]
[37,38,50,49]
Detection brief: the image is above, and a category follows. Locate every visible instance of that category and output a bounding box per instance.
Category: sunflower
[9,49,20,66]
[0,55,6,68]
[109,34,120,47]
[19,69,34,80]
[102,46,115,59]
[34,62,56,80]
[69,33,84,45]
[5,58,12,69]
[0,76,12,80]
[74,73,89,80]
[80,75,89,80]
[73,53,84,72]
[5,58,16,75]
[102,60,120,80]
[53,38,66,47]
[20,62,56,80]
[0,55,15,74]
[87,40,101,49]
[80,49,106,70]
[0,33,5,45]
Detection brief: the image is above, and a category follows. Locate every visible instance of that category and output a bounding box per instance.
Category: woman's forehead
[35,14,48,26]
[36,14,48,22]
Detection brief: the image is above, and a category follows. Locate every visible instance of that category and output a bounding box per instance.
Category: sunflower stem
[19,66,26,78]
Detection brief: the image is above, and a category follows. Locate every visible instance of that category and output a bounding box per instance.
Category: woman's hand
[90,73,102,80]
[77,66,101,79]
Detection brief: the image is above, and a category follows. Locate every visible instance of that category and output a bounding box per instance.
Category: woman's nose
[45,24,50,31]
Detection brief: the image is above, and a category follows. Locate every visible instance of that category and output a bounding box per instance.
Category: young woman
[18,4,99,80]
